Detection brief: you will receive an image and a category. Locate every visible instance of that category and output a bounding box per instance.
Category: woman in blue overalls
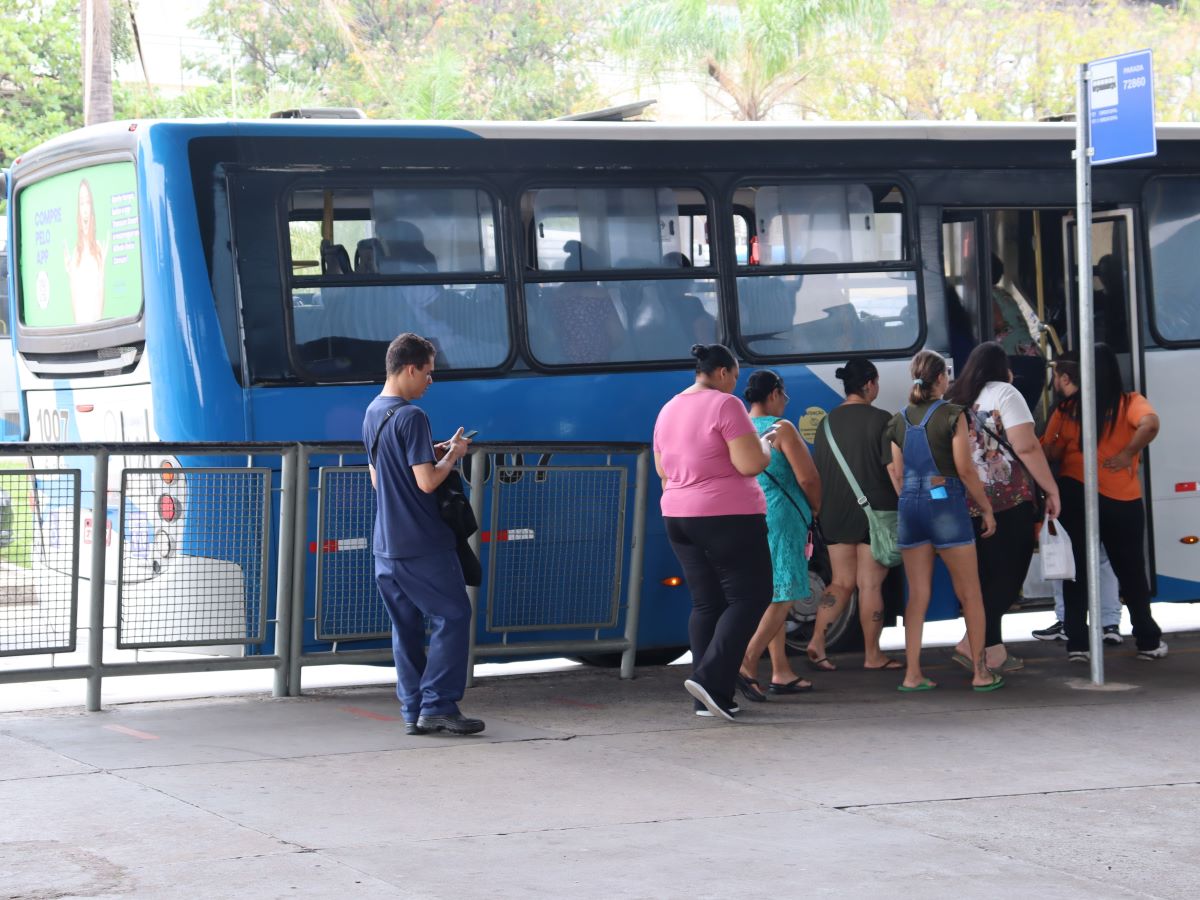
[886,350,1004,692]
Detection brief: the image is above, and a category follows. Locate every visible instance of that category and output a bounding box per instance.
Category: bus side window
[733,182,917,359]
[522,185,717,366]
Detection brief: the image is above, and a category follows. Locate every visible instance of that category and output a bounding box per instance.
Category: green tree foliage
[804,0,1200,121]
[610,0,889,120]
[0,0,85,165]
[184,0,605,120]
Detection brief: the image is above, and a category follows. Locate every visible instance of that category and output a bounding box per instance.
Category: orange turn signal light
[160,461,176,484]
[661,576,684,587]
[1182,536,1199,545]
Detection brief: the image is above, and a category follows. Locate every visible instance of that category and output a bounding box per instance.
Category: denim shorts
[897,476,975,550]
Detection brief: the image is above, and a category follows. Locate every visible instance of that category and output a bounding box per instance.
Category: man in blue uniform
[363,332,484,736]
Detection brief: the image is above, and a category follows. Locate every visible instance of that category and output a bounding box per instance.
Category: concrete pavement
[3,633,1199,899]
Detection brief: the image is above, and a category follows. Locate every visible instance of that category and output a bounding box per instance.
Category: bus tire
[573,646,689,668]
[783,570,865,656]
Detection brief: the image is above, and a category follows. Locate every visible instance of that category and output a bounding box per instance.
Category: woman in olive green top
[886,350,1001,693]
[809,358,901,671]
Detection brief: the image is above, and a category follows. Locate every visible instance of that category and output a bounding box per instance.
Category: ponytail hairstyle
[945,341,1009,408]
[744,369,784,404]
[834,357,879,398]
[908,349,948,405]
[691,343,737,376]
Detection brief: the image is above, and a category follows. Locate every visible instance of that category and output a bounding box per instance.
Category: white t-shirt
[963,380,1035,511]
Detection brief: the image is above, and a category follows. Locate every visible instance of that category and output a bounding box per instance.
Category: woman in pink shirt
[654,343,775,721]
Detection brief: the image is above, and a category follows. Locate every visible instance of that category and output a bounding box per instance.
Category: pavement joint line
[830,804,1171,900]
[383,804,824,846]
[833,778,1200,811]
[108,767,315,856]
[64,732,578,775]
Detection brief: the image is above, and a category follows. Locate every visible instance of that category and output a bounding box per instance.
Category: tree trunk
[81,0,114,125]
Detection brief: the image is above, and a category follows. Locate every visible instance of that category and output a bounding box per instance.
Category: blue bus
[5,118,1200,660]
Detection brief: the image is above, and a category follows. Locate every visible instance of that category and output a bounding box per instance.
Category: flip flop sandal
[768,677,813,695]
[972,674,1006,693]
[863,658,903,670]
[735,672,768,702]
[806,651,837,672]
[951,652,974,670]
[897,678,937,692]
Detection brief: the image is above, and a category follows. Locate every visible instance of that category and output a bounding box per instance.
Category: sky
[116,0,215,93]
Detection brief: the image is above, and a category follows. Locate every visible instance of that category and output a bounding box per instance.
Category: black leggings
[665,514,772,708]
[973,501,1037,648]
[1057,478,1162,652]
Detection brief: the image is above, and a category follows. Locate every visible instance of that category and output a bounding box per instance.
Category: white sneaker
[684,679,736,721]
[1068,651,1090,663]
[1137,641,1168,660]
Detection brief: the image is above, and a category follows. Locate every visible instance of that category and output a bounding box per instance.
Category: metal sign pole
[1075,63,1105,686]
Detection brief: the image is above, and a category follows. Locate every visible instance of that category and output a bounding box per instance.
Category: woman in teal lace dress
[736,370,822,700]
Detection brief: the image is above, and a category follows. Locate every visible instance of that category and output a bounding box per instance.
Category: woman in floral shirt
[945,342,1061,672]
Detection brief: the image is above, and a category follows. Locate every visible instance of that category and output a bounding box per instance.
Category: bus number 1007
[35,409,70,442]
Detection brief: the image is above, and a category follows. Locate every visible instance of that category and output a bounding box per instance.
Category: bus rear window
[17,161,143,328]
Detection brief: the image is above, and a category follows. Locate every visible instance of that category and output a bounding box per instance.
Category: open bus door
[1062,209,1162,593]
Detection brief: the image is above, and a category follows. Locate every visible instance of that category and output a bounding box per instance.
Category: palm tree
[610,0,889,120]
[81,0,114,125]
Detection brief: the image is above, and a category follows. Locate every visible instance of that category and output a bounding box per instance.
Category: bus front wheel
[783,571,865,655]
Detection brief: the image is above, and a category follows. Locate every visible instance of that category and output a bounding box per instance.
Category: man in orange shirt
[1041,348,1167,661]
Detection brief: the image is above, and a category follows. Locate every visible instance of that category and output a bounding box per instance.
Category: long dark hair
[691,343,737,375]
[1056,344,1126,448]
[908,350,947,405]
[945,341,1009,408]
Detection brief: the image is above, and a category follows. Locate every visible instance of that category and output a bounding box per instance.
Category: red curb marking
[339,706,402,722]
[103,724,159,740]
[550,697,606,710]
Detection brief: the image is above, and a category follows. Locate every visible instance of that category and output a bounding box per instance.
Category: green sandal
[897,678,937,692]
[972,674,1006,692]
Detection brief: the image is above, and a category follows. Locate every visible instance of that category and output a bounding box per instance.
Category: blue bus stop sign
[1087,49,1156,166]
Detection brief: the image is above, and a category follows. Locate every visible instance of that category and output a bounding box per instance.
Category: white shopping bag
[1039,515,1076,581]
[1021,553,1055,599]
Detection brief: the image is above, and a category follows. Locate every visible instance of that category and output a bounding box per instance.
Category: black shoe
[694,699,740,717]
[404,721,427,736]
[416,712,486,735]
[1032,620,1067,641]
[1102,625,1123,646]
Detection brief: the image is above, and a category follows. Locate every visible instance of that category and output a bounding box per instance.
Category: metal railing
[0,440,649,709]
[0,443,298,711]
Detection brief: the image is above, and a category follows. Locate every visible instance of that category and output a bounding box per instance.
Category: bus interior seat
[355,238,383,273]
[320,240,352,275]
[738,277,796,347]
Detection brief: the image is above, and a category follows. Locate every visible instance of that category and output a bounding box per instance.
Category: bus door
[942,208,1065,414]
[1062,208,1169,594]
[1062,210,1139,388]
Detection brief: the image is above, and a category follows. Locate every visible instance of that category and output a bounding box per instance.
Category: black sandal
[735,672,767,702]
[768,677,814,695]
